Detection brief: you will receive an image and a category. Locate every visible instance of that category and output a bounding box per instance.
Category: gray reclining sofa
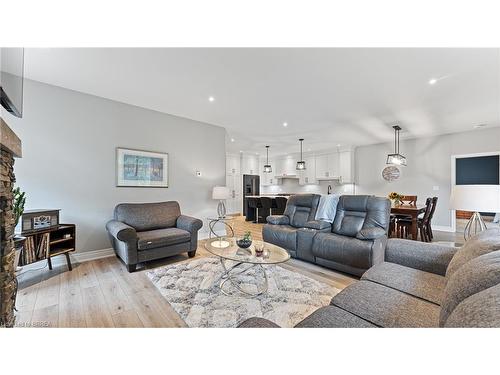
[240,228,500,328]
[263,194,391,276]
[106,201,202,272]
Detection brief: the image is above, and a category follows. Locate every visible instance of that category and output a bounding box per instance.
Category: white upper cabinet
[298,155,317,185]
[315,153,339,179]
[315,154,329,179]
[314,151,354,181]
[275,155,297,177]
[339,150,355,183]
[241,154,259,175]
[226,154,240,175]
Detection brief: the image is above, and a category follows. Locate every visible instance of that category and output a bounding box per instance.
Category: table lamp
[450,185,500,240]
[212,186,230,218]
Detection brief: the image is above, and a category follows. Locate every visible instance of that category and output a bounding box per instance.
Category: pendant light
[296,138,306,170]
[263,145,272,173]
[386,125,407,166]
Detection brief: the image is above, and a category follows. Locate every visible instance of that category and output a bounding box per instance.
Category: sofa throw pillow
[440,250,500,327]
[445,228,500,280]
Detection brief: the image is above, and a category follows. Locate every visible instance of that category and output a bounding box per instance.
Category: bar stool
[259,197,274,223]
[273,197,288,215]
[247,197,263,223]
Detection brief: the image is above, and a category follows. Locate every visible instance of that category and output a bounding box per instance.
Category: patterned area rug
[146,257,340,328]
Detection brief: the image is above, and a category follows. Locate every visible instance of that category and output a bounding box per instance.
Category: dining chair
[426,197,438,240]
[397,197,433,242]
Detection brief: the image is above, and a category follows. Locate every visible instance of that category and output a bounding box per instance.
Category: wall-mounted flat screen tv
[0,48,24,118]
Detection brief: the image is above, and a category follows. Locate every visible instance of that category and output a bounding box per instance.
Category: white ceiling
[23,48,500,156]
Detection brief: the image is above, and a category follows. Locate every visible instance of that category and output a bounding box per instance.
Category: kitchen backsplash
[261,179,355,195]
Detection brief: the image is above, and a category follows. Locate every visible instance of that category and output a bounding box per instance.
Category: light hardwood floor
[15,216,357,328]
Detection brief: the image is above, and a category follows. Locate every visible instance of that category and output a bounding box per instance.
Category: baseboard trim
[73,247,115,262]
[432,225,455,233]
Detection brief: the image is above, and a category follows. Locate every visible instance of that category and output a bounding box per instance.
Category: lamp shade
[212,186,230,200]
[450,185,500,212]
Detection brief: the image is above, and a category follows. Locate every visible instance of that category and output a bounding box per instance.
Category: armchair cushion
[356,227,386,240]
[114,201,181,231]
[137,228,191,251]
[303,220,331,230]
[266,215,290,225]
[106,220,137,242]
[176,215,203,233]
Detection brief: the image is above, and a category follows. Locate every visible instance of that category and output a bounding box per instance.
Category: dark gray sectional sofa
[263,194,391,276]
[240,228,500,328]
[106,201,202,272]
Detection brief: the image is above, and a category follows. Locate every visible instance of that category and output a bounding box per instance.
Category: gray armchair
[106,201,202,272]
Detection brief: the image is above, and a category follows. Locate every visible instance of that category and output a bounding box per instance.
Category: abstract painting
[116,148,168,187]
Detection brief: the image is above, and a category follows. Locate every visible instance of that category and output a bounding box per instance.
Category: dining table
[391,204,427,240]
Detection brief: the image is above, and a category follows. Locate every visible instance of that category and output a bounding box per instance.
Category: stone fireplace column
[0,116,22,328]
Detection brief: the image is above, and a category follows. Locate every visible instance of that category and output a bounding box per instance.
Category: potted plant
[236,231,252,249]
[388,192,402,207]
[13,187,27,270]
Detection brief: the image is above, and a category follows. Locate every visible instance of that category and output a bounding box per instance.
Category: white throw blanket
[315,194,340,223]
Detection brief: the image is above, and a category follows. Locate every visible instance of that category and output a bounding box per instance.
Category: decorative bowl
[236,238,252,249]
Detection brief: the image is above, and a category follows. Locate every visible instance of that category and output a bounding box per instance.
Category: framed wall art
[116,147,169,187]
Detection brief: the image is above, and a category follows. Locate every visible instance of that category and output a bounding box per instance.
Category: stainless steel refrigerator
[243,174,260,216]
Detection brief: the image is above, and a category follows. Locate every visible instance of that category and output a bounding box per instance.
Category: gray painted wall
[355,127,500,228]
[3,79,226,253]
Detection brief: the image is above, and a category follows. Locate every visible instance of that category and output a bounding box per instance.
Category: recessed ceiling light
[208,96,215,102]
[428,78,437,85]
[230,138,235,142]
[283,122,288,127]
[473,124,487,129]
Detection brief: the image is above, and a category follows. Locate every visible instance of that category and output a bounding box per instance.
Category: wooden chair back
[428,197,438,221]
[400,195,417,206]
[421,197,433,225]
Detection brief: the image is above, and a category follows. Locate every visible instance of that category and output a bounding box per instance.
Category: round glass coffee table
[204,237,290,297]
